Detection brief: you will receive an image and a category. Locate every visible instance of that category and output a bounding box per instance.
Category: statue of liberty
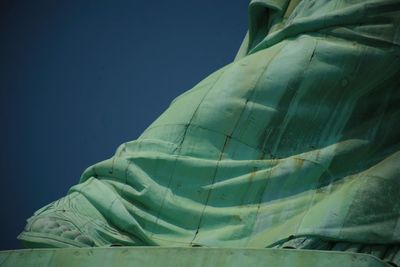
[19,0,400,265]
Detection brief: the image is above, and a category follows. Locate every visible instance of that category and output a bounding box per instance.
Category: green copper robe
[20,0,400,254]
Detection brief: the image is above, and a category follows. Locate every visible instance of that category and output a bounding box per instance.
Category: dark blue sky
[0,0,249,249]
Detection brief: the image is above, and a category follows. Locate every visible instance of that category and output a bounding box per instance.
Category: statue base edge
[0,247,390,267]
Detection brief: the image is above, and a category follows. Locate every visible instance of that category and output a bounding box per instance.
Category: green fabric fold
[20,0,400,249]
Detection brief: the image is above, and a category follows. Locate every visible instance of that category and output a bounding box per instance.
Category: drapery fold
[20,0,400,254]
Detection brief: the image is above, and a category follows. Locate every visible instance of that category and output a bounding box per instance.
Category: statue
[19,0,400,265]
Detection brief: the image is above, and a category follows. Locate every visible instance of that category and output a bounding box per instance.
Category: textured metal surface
[0,248,391,267]
[18,0,400,250]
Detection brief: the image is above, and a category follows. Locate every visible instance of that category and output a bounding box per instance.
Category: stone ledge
[0,247,389,267]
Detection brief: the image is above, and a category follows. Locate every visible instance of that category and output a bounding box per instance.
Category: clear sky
[0,0,249,249]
